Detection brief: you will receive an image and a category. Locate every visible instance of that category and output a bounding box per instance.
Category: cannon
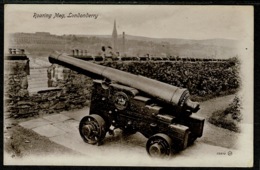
[49,51,205,157]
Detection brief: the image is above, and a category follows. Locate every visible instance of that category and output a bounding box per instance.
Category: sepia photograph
[3,5,253,167]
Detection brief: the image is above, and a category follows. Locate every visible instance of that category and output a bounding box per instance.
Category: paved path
[17,94,253,167]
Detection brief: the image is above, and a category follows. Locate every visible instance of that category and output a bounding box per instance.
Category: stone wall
[4,60,29,116]
[53,68,93,110]
[5,60,92,118]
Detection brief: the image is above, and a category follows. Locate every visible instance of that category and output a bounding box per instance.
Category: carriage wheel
[79,114,107,145]
[146,133,173,157]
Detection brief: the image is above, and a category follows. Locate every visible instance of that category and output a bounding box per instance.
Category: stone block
[49,132,89,155]
[17,101,35,106]
[52,119,79,133]
[50,102,66,110]
[61,107,89,121]
[43,113,70,123]
[19,118,51,129]
[32,124,66,138]
[17,89,29,98]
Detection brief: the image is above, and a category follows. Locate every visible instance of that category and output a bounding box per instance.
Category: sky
[5,5,253,40]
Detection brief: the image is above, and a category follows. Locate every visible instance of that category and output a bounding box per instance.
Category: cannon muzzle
[49,51,199,113]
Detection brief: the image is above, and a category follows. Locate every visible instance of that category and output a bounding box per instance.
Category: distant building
[112,20,118,51]
[122,32,125,55]
[9,32,66,45]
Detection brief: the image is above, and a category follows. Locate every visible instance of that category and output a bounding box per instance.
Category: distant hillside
[8,32,240,59]
[76,34,239,58]
[77,34,239,48]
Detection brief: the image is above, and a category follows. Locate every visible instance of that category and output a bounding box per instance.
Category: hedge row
[102,59,240,101]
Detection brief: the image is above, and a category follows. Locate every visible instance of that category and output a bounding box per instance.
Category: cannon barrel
[49,51,199,113]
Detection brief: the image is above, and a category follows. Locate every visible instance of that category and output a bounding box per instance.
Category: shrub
[208,96,242,132]
[102,59,240,101]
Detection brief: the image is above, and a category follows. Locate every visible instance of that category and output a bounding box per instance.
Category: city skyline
[5,5,253,40]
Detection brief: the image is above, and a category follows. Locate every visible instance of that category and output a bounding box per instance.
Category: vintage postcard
[4,5,253,167]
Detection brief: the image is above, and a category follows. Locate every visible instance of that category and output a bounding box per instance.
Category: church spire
[112,20,118,51]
